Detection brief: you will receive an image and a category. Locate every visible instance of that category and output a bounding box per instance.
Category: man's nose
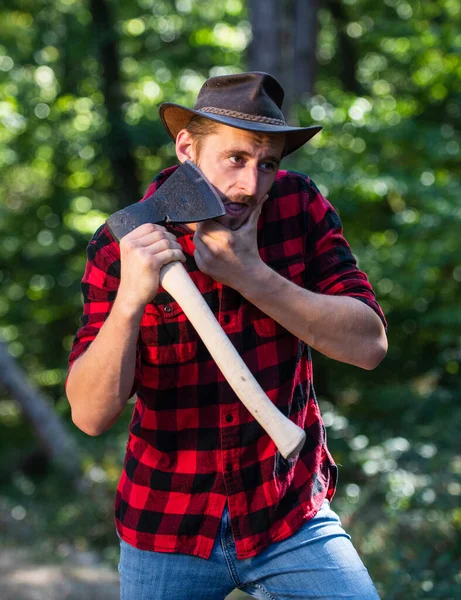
[239,166,259,197]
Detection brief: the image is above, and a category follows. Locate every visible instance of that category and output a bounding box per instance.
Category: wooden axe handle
[160,261,306,460]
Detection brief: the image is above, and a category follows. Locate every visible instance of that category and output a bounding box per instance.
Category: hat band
[199,107,287,126]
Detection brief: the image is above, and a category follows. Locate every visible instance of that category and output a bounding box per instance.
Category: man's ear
[176,129,195,163]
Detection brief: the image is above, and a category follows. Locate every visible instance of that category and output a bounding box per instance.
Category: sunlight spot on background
[176,0,192,13]
[126,18,145,37]
[37,230,54,247]
[446,140,459,155]
[420,171,435,186]
[0,55,14,72]
[448,482,461,496]
[71,196,92,213]
[417,443,437,459]
[421,581,434,593]
[121,57,138,76]
[212,23,250,51]
[35,45,60,65]
[347,22,363,38]
[225,0,242,16]
[372,80,392,96]
[317,183,329,197]
[37,369,62,386]
[65,210,108,235]
[421,488,436,504]
[34,66,55,88]
[310,105,326,121]
[348,97,372,123]
[142,79,161,101]
[0,325,18,342]
[210,66,240,77]
[179,69,205,93]
[317,44,334,63]
[349,435,369,451]
[79,145,95,160]
[34,103,50,119]
[11,505,27,521]
[29,274,54,292]
[346,483,360,501]
[155,66,171,82]
[89,466,107,483]
[396,2,413,19]
[331,415,348,431]
[363,460,380,476]
[8,341,24,358]
[452,266,461,282]
[373,180,388,196]
[384,437,410,454]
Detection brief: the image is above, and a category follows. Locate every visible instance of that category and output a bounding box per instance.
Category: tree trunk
[328,0,363,95]
[247,0,320,120]
[247,0,281,81]
[0,343,81,476]
[293,0,319,101]
[88,0,141,208]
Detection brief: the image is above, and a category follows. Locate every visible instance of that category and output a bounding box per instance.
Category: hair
[184,115,221,158]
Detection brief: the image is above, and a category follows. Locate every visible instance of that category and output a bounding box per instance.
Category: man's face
[190,124,285,231]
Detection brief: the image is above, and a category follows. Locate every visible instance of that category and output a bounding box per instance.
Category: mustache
[222,194,254,205]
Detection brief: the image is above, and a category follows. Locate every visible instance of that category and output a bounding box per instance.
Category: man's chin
[215,214,248,231]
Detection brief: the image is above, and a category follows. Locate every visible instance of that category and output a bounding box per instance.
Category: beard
[215,194,256,231]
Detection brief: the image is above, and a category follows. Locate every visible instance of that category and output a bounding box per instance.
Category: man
[66,72,387,599]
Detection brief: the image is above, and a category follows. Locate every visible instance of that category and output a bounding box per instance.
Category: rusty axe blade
[106,160,225,241]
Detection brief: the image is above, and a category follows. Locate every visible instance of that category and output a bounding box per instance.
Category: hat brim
[159,103,322,158]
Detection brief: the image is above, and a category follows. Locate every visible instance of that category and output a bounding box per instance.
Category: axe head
[106,160,226,242]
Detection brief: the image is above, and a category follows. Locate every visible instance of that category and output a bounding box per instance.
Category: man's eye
[261,162,276,172]
[229,156,244,165]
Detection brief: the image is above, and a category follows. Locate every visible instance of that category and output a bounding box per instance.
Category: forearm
[237,264,387,370]
[66,296,143,436]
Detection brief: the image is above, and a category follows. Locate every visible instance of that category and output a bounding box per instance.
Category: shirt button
[163,305,172,313]
[223,315,230,324]
[226,414,233,423]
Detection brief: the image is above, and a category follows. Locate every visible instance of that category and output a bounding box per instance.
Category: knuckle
[121,238,134,251]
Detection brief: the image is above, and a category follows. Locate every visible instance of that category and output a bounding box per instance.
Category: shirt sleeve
[303,177,387,329]
[66,224,142,394]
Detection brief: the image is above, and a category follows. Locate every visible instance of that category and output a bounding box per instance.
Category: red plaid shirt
[68,166,386,559]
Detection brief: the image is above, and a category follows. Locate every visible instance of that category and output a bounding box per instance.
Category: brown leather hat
[159,72,321,157]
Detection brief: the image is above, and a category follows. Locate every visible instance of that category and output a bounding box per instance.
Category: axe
[106,161,306,459]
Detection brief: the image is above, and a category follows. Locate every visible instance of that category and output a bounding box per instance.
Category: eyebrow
[220,148,282,164]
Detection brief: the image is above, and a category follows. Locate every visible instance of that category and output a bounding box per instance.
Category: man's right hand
[117,223,186,315]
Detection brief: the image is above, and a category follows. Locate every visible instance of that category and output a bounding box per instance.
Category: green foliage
[1,0,460,597]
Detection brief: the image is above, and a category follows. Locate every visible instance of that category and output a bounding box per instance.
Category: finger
[134,230,179,248]
[122,223,167,241]
[192,232,213,259]
[146,238,184,255]
[154,247,187,267]
[196,219,229,241]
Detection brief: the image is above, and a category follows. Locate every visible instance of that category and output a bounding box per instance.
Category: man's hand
[118,223,186,314]
[193,195,268,290]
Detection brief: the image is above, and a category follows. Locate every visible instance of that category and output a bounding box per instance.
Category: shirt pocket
[140,293,198,364]
[253,254,305,338]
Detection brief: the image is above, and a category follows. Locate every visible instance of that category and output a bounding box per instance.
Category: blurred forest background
[0,0,460,598]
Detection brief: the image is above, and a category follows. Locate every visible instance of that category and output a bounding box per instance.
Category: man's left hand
[193,195,268,290]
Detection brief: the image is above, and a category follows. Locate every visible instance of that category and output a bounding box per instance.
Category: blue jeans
[118,500,380,599]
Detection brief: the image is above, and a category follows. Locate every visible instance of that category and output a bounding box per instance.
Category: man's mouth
[224,202,249,216]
